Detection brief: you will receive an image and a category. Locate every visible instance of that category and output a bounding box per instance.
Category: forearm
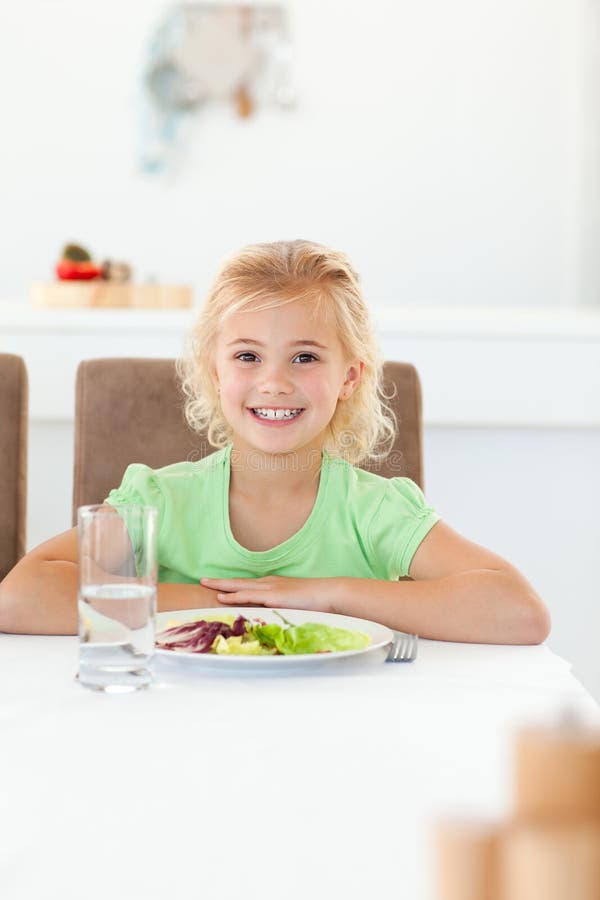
[158,582,226,612]
[0,559,79,635]
[331,570,550,645]
[0,558,224,635]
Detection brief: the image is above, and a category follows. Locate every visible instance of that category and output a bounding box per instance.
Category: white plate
[155,607,393,669]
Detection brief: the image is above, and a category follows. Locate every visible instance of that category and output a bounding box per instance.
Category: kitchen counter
[1,302,599,426]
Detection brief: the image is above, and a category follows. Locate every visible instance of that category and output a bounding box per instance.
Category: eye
[293,352,318,364]
[235,352,259,363]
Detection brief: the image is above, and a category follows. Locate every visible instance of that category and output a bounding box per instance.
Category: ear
[339,361,364,400]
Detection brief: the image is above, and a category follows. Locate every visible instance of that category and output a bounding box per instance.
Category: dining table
[1,630,598,900]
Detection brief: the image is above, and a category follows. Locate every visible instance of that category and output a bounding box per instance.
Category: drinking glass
[77,504,158,692]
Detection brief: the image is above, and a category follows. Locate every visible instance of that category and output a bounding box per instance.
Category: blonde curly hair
[177,239,396,465]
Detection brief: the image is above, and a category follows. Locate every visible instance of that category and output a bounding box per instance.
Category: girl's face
[213,298,362,458]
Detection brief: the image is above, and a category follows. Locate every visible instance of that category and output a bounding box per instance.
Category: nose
[258,361,294,396]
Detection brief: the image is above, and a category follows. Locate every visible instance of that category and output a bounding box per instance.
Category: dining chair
[72,357,423,522]
[0,354,28,580]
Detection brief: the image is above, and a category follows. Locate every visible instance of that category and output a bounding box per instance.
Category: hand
[199,576,338,614]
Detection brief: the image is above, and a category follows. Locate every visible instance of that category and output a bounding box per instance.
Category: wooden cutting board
[30,282,192,309]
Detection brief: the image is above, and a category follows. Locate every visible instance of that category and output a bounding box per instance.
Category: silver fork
[385,631,418,663]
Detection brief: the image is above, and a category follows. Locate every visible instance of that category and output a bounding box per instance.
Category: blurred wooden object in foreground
[515,725,600,823]
[435,721,600,899]
[30,282,192,309]
[435,821,500,900]
[499,822,600,900]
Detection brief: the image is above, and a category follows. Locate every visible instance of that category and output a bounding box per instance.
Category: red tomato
[56,260,102,281]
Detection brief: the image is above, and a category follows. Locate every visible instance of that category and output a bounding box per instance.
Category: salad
[156,612,371,656]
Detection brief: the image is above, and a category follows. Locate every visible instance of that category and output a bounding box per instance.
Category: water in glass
[78,582,156,692]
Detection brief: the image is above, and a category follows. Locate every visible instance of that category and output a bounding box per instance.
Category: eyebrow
[226,339,328,349]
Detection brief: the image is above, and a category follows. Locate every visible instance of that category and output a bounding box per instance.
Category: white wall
[425,426,600,703]
[0,0,594,308]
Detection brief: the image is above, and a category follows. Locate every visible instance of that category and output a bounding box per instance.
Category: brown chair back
[73,357,423,522]
[0,354,28,579]
[363,360,423,485]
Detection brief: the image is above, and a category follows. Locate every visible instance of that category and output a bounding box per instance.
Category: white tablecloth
[1,635,598,900]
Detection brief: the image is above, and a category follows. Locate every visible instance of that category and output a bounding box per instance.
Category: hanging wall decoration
[139,3,294,174]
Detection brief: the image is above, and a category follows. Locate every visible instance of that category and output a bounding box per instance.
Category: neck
[229,442,324,500]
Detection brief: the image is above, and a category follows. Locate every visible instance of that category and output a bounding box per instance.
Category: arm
[0,527,224,636]
[336,522,551,644]
[202,522,551,645]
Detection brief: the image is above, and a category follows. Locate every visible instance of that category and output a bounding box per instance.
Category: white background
[1,0,598,308]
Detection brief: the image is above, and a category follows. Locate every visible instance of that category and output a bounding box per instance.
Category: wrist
[158,581,221,612]
[328,577,350,616]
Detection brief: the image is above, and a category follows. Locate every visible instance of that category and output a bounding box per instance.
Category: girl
[0,240,550,643]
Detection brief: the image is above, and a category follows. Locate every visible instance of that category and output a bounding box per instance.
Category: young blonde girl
[0,240,550,643]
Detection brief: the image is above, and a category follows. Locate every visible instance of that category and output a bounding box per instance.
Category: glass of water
[77,504,158,693]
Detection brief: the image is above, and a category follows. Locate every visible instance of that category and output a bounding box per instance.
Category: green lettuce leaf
[252,622,370,655]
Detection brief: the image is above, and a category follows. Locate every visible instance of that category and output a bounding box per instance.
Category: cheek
[304,372,340,406]
[218,369,252,403]
[219,371,236,390]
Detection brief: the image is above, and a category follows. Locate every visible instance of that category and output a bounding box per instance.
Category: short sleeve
[105,464,165,524]
[367,477,440,578]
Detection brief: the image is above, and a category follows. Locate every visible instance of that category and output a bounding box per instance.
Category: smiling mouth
[249,407,305,422]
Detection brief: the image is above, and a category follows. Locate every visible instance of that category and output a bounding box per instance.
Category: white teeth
[253,408,302,420]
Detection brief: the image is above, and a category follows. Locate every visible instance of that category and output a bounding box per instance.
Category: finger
[216,591,268,606]
[262,596,304,610]
[202,578,266,590]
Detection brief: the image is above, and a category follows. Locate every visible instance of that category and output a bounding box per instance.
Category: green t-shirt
[105,445,440,584]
